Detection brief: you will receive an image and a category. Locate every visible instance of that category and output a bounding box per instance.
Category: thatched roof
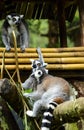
[0,0,77,21]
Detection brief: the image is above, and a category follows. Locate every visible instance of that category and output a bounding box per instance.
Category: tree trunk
[78,0,84,46]
[57,0,67,47]
[0,78,24,116]
[0,78,40,130]
[0,97,20,130]
[47,20,59,48]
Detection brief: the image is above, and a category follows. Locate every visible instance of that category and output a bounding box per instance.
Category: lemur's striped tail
[41,102,57,130]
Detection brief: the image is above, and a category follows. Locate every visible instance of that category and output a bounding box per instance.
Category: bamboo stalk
[2,53,38,58]
[0,57,84,64]
[0,58,36,63]
[0,46,84,52]
[45,57,84,63]
[47,64,84,70]
[1,64,84,70]
[42,52,84,57]
[0,52,84,58]
[1,50,5,78]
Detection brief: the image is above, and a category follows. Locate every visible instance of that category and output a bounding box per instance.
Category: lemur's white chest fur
[8,26,20,36]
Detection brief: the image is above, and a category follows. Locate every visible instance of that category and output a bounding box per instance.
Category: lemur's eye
[12,17,16,22]
[37,63,41,66]
[32,64,37,68]
[38,71,42,75]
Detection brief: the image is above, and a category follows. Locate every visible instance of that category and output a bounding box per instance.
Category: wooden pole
[1,47,84,53]
[0,51,84,58]
[0,63,84,70]
[57,0,67,47]
[78,0,84,46]
[47,64,84,70]
[1,50,5,78]
[0,57,84,64]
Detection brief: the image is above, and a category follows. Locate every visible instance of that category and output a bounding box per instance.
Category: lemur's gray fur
[22,74,37,90]
[1,13,29,51]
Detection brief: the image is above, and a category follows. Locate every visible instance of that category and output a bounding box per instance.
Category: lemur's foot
[26,110,36,117]
[23,93,29,98]
[6,46,11,51]
[20,46,25,52]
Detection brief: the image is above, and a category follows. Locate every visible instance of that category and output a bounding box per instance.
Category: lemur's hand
[23,93,30,98]
[23,93,34,99]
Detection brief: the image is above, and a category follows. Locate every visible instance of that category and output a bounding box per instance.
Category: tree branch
[53,97,84,129]
[0,78,24,116]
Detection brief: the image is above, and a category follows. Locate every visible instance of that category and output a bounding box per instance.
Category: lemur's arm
[2,27,11,50]
[23,90,44,101]
[22,75,34,89]
[20,22,29,50]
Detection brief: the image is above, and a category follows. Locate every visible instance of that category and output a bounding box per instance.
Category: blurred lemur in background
[1,13,29,51]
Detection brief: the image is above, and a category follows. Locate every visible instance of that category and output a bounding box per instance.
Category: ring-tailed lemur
[1,13,29,51]
[23,68,71,130]
[22,47,48,89]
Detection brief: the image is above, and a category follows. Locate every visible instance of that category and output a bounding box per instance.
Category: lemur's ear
[20,15,24,19]
[43,63,48,67]
[6,15,11,20]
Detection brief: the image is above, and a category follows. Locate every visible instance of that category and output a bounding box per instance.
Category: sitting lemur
[22,58,77,130]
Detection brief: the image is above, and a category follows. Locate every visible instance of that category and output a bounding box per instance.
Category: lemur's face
[30,59,48,73]
[32,60,41,69]
[6,14,24,26]
[34,69,43,79]
[30,59,42,72]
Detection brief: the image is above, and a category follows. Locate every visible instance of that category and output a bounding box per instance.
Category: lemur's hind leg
[26,99,45,117]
